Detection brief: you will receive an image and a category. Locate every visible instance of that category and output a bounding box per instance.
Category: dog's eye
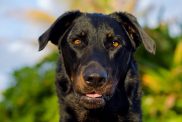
[72,39,82,46]
[112,40,121,48]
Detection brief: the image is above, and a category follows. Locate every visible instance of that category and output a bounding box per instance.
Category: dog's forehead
[72,13,122,34]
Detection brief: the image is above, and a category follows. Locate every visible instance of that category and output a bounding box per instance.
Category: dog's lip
[85,93,102,98]
[80,92,105,102]
[80,94,106,109]
[74,89,112,102]
[74,91,113,109]
[75,91,112,101]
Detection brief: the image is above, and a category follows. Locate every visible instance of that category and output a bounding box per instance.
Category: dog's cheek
[125,80,137,100]
[72,73,87,94]
[61,46,77,77]
[107,88,129,113]
[56,77,71,95]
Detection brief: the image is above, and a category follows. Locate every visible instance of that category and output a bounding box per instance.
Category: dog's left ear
[109,12,156,54]
[38,11,82,51]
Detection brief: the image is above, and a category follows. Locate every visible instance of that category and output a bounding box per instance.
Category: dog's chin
[79,95,106,109]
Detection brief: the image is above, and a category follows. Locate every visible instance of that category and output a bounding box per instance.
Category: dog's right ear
[38,11,82,51]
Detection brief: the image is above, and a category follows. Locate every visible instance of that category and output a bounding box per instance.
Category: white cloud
[37,0,54,11]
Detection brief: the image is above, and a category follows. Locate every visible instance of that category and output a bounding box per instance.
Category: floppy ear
[109,12,156,54]
[38,11,82,51]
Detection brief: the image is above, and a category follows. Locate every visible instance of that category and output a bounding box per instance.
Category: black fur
[38,11,155,122]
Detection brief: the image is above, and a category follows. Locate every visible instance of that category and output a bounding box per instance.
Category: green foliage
[0,52,59,122]
[136,25,182,122]
[0,25,182,122]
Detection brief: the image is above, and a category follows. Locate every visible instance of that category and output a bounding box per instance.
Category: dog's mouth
[75,91,112,109]
[85,93,102,98]
[80,92,105,109]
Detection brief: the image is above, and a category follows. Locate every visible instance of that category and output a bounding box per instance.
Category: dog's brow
[107,32,113,38]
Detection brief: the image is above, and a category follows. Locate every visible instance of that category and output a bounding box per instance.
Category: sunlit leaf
[174,41,182,66]
[26,10,55,23]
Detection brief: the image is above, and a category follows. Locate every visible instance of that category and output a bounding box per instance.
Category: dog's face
[38,11,155,109]
[60,14,133,109]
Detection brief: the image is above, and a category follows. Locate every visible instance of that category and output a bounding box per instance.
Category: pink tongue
[86,93,102,98]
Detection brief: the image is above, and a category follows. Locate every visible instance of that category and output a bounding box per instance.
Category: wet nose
[83,67,107,86]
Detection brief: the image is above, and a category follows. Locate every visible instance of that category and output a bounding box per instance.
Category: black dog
[38,11,155,122]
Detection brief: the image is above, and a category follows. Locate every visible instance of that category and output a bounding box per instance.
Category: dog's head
[38,11,155,109]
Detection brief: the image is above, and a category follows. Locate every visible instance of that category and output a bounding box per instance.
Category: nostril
[85,76,94,83]
[96,77,106,83]
[85,76,94,85]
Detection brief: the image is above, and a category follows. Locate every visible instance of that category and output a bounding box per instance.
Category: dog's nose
[83,69,107,86]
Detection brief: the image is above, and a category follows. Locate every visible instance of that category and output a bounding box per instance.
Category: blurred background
[0,0,182,122]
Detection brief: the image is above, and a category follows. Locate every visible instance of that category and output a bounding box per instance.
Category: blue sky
[0,0,182,92]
